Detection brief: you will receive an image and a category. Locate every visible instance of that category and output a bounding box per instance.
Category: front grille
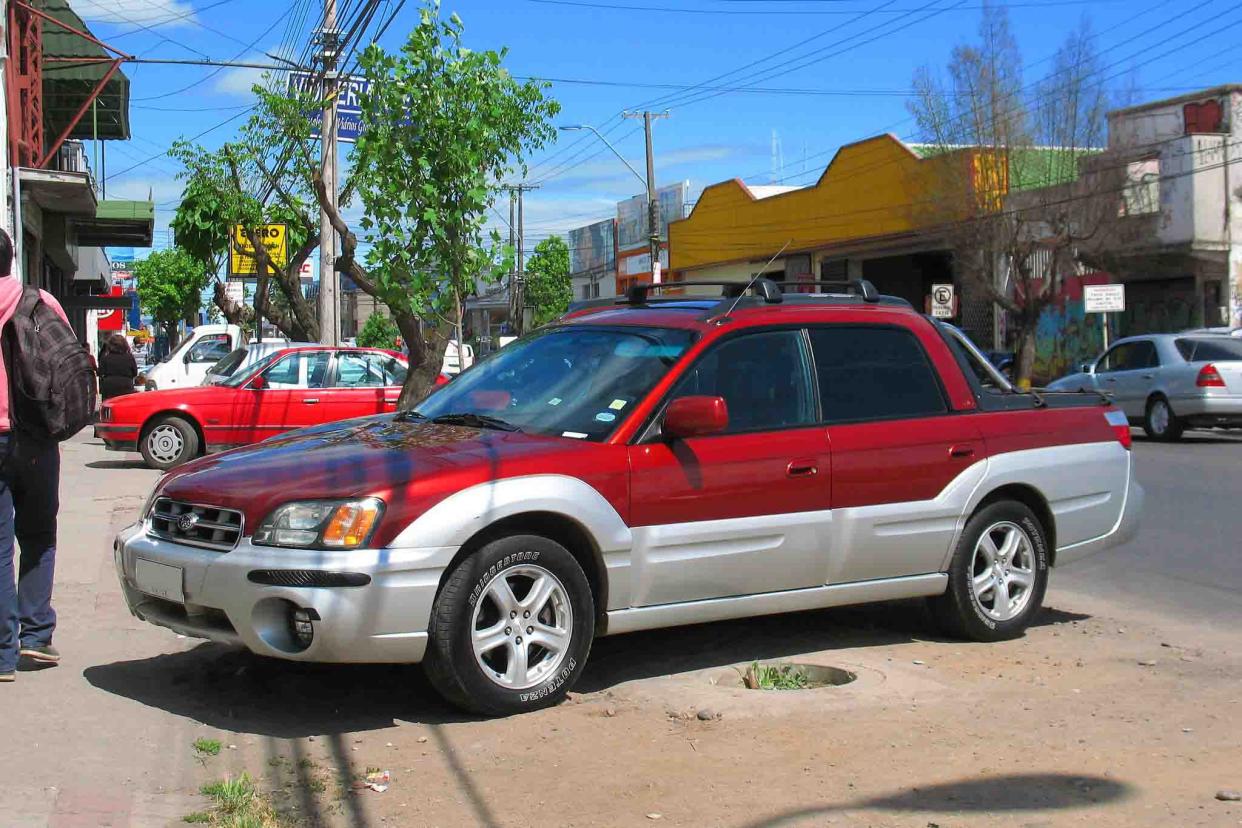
[247,569,372,588]
[149,498,244,551]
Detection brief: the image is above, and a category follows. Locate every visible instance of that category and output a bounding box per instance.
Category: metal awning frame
[13,0,132,169]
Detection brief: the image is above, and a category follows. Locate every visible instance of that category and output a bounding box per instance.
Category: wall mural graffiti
[1032,272,1112,385]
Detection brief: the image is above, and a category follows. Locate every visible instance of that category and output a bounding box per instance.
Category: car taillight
[1196,363,1226,388]
[1104,408,1132,450]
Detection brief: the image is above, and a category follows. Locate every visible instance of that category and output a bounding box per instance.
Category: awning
[39,0,131,142]
[17,166,96,215]
[75,199,154,247]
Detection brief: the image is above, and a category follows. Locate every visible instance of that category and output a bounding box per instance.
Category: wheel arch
[139,410,206,456]
[973,483,1057,564]
[435,511,610,629]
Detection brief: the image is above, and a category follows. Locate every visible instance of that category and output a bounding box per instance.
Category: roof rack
[787,279,880,301]
[625,278,783,306]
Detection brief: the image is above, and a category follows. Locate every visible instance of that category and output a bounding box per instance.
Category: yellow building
[668,133,993,334]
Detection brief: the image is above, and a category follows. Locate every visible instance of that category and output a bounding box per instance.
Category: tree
[290,2,558,406]
[524,236,572,326]
[134,249,210,350]
[170,126,321,342]
[357,312,400,349]
[908,6,1121,387]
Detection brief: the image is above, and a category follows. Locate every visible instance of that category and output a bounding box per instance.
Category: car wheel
[139,416,200,470]
[1144,396,1183,441]
[424,534,594,716]
[930,500,1050,642]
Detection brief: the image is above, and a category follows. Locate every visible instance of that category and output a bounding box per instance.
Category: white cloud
[213,65,270,98]
[73,0,197,27]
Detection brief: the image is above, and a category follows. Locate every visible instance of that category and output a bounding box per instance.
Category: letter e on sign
[931,283,955,319]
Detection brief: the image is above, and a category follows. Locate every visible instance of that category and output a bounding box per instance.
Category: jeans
[0,433,60,673]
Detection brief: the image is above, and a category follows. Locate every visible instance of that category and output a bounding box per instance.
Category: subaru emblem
[177,513,200,533]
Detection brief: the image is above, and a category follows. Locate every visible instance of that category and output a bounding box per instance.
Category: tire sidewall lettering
[467,549,541,608]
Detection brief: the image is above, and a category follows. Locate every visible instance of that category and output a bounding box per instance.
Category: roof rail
[626,277,783,306]
[789,279,880,302]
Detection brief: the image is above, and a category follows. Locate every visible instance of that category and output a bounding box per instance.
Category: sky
[80,0,1242,259]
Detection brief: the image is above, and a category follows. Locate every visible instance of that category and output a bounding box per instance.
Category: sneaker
[0,672,14,683]
[19,644,60,664]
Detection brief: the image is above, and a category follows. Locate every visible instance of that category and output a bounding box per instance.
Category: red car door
[320,351,405,425]
[229,349,334,442]
[627,329,832,607]
[806,325,985,584]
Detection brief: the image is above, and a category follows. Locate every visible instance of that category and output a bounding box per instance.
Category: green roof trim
[908,143,1101,192]
[96,199,154,222]
[40,1,130,142]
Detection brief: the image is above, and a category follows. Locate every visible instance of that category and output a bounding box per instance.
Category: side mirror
[664,396,729,440]
[1080,362,1095,374]
[248,375,267,391]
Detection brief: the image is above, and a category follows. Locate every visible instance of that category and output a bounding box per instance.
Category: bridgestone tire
[930,500,1050,642]
[424,535,594,716]
[139,415,199,470]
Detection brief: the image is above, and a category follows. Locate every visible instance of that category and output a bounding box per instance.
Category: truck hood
[156,415,607,546]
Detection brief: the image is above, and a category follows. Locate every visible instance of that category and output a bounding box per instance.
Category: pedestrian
[98,333,138,400]
[0,227,76,682]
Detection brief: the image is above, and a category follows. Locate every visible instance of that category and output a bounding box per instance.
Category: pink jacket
[0,277,71,432]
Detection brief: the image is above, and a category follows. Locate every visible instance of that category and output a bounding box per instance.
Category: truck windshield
[412,326,696,441]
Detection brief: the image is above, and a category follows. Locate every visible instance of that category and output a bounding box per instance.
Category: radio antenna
[717,239,793,322]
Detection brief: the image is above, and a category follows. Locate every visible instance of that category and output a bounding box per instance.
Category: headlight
[252,498,384,549]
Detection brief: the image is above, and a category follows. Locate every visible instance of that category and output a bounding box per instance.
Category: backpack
[2,286,97,441]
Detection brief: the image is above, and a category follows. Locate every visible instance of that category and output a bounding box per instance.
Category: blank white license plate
[134,558,184,603]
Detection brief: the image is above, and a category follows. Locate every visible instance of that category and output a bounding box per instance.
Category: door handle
[786,460,818,478]
[1140,374,1154,379]
[949,444,975,459]
[1103,377,1118,383]
[302,398,319,405]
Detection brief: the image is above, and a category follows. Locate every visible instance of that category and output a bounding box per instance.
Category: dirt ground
[6,435,1241,827]
[137,588,1241,828]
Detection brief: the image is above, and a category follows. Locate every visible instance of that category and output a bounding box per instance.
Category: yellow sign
[229,223,288,277]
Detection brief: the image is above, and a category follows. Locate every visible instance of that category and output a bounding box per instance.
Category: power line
[525,0,1128,13]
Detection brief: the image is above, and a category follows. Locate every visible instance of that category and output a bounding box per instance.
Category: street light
[560,123,663,283]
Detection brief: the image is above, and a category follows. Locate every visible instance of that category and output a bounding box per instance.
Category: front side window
[262,351,331,389]
[1098,341,1156,372]
[809,326,947,423]
[414,326,695,441]
[187,334,232,363]
[668,330,816,433]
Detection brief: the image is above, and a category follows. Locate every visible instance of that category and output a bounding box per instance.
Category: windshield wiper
[429,412,520,431]
[394,410,427,423]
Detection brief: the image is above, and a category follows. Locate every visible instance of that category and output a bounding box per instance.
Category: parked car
[144,324,290,392]
[97,346,409,469]
[1181,326,1242,337]
[114,278,1141,716]
[203,342,314,385]
[1045,333,1242,440]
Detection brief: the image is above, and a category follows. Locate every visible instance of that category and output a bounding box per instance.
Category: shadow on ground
[83,602,1088,738]
[743,772,1132,827]
[85,458,148,470]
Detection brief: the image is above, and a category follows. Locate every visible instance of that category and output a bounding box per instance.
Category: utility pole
[317,0,340,346]
[503,183,538,335]
[624,110,668,283]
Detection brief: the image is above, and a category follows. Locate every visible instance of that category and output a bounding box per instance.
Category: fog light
[291,608,315,648]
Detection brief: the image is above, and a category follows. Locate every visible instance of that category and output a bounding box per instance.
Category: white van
[441,340,475,375]
[144,325,287,391]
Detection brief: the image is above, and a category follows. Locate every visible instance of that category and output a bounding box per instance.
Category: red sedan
[96,346,410,469]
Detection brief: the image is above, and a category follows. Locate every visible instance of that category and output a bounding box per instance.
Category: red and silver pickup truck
[114,279,1142,715]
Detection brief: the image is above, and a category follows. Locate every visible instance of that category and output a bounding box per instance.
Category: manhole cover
[741,662,856,690]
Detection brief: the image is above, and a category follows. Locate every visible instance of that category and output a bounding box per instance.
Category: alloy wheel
[470,564,573,690]
[970,521,1037,622]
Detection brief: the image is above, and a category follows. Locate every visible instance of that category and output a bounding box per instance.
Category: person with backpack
[0,227,94,682]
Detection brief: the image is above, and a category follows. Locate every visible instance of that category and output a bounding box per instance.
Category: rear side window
[1175,337,1242,362]
[808,326,947,423]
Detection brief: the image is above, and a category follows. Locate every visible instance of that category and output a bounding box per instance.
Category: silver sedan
[1046,333,1242,440]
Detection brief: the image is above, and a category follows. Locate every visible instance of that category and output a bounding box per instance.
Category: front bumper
[96,424,139,452]
[114,523,458,663]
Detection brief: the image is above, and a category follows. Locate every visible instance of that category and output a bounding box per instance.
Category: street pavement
[0,429,1239,826]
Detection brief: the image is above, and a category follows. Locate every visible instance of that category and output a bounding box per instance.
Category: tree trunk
[1013,317,1038,390]
[395,312,450,410]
